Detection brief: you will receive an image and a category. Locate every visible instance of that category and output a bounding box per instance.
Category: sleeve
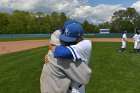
[54,46,73,58]
[133,35,135,39]
[50,30,61,46]
[66,46,79,62]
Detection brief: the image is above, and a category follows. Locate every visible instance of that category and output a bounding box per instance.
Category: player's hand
[49,44,56,52]
[44,54,49,64]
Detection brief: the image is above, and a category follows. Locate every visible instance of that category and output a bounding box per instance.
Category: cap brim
[60,34,77,42]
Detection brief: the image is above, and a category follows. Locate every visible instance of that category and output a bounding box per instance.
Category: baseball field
[0,38,140,93]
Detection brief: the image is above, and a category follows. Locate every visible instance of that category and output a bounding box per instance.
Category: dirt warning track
[0,40,50,55]
[88,38,132,42]
[0,38,133,55]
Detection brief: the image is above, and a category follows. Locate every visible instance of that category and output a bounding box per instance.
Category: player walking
[133,31,139,53]
[119,31,127,52]
[137,31,140,53]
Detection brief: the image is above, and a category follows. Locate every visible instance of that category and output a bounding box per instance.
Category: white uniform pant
[134,42,138,49]
[79,85,85,93]
[71,82,85,93]
[121,41,126,48]
[137,42,140,49]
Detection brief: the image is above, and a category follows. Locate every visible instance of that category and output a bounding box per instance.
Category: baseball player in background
[40,21,92,93]
[137,30,140,53]
[50,23,92,93]
[119,31,127,52]
[133,31,139,53]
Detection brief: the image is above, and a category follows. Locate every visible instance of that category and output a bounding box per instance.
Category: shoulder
[50,29,63,45]
[133,34,136,37]
[79,39,91,45]
[51,30,61,36]
[70,39,92,48]
[76,39,92,49]
[123,34,126,37]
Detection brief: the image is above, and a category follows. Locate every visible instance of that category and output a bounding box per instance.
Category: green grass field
[0,42,140,93]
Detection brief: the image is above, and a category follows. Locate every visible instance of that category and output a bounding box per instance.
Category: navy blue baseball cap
[60,23,84,42]
[64,20,77,29]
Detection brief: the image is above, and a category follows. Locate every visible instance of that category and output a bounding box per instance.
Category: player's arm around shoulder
[44,29,63,64]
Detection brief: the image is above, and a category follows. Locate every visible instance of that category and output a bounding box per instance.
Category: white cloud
[70,4,125,24]
[0,0,125,24]
[131,1,140,13]
[0,0,38,12]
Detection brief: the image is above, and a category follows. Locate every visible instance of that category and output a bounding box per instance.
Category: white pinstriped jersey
[67,39,92,65]
[122,33,127,42]
[138,34,140,42]
[133,34,139,42]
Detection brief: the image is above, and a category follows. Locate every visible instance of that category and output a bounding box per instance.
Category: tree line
[0,8,140,34]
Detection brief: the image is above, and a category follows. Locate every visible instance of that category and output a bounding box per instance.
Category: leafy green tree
[125,8,139,21]
[99,22,110,29]
[121,20,134,33]
[5,10,31,33]
[133,15,140,30]
[59,12,67,28]
[110,8,138,33]
[50,12,60,31]
[41,15,52,33]
[0,13,9,33]
[89,24,99,33]
[82,20,90,33]
[82,20,99,33]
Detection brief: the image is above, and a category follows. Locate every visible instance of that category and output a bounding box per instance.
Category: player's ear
[81,36,84,38]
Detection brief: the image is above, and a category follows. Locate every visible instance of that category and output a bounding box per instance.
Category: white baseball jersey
[133,34,139,42]
[137,34,140,49]
[121,33,127,48]
[67,39,92,65]
[138,34,140,41]
[133,34,139,49]
[122,33,127,42]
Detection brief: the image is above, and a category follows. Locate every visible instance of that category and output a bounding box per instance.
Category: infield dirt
[0,38,133,55]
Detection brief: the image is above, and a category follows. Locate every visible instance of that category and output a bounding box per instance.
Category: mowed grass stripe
[0,46,47,93]
[0,43,140,93]
[87,42,140,93]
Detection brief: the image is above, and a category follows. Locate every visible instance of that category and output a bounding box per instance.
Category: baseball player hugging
[40,20,92,93]
[52,23,92,93]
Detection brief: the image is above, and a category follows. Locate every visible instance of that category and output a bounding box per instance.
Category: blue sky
[89,0,140,7]
[0,0,140,24]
